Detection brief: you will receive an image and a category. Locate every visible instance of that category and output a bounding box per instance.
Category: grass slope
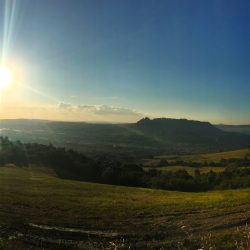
[145,148,250,177]
[155,148,249,163]
[0,166,250,249]
[144,165,225,175]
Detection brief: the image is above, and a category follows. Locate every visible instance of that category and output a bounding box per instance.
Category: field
[144,165,225,175]
[143,148,250,177]
[0,166,250,249]
[155,148,249,163]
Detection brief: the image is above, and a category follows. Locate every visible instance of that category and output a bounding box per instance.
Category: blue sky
[0,0,250,124]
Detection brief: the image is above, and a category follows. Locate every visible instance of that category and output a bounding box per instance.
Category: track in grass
[0,166,250,248]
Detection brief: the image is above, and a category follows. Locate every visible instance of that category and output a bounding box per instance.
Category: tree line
[0,137,250,192]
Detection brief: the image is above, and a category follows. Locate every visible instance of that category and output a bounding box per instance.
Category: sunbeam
[18,82,61,103]
[1,0,19,64]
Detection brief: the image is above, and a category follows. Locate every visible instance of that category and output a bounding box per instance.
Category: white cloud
[58,102,74,110]
[75,104,141,116]
[0,102,143,122]
[96,105,141,116]
[57,103,143,122]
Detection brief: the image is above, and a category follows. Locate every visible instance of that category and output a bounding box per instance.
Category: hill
[0,138,249,248]
[144,148,250,177]
[217,124,250,135]
[0,118,250,154]
[133,118,250,152]
[1,137,250,192]
[0,166,250,249]
[154,148,250,163]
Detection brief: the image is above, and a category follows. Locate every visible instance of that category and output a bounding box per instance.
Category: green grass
[145,148,250,166]
[144,165,225,175]
[1,166,250,249]
[0,166,248,221]
[199,148,250,162]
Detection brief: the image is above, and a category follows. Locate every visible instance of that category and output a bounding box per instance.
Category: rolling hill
[0,166,249,249]
[216,124,250,135]
[0,118,249,154]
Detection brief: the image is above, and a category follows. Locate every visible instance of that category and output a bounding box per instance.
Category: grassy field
[144,148,250,178]
[155,148,249,163]
[0,166,250,249]
[144,165,225,175]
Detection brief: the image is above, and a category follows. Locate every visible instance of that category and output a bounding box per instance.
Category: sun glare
[0,66,13,91]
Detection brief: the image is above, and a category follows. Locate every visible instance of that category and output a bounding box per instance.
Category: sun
[0,66,13,91]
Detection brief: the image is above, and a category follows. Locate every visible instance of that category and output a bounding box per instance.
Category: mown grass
[0,166,249,225]
[0,166,250,249]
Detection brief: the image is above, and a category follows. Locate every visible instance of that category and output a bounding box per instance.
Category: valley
[0,119,250,249]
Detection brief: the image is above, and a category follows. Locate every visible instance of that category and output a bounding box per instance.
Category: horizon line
[0,117,249,126]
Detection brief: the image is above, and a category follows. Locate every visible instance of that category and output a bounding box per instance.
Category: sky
[0,0,250,124]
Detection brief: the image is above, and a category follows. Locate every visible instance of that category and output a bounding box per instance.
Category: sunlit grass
[144,165,225,175]
[0,166,249,226]
[154,148,249,163]
[0,166,250,249]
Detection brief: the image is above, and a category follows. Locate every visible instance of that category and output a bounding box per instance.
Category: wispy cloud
[0,101,144,122]
[57,103,143,121]
[76,104,141,116]
[58,102,73,110]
